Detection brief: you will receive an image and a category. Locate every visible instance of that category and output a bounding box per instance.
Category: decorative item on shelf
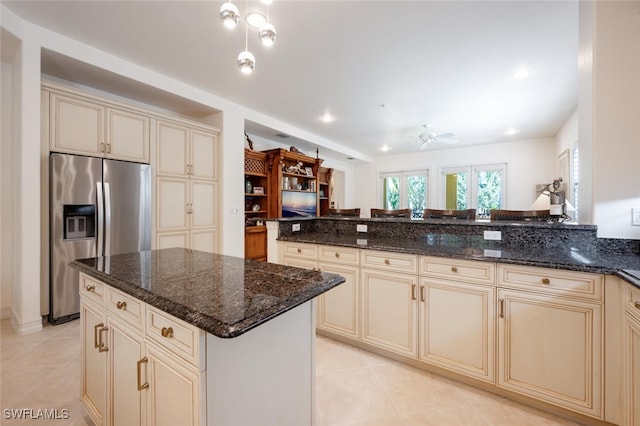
[305,167,313,177]
[253,186,264,195]
[289,146,300,153]
[244,131,254,150]
[319,189,325,197]
[310,182,316,192]
[245,178,253,194]
[285,161,305,174]
[290,177,298,188]
[252,204,260,211]
[282,176,289,189]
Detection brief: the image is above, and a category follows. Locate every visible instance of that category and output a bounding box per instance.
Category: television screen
[282,191,317,217]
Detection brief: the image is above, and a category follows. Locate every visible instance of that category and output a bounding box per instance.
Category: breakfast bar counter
[71,247,345,426]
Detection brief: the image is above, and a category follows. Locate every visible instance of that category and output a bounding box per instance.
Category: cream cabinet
[497,264,603,419]
[283,242,361,339]
[79,273,205,426]
[80,277,107,426]
[49,91,150,163]
[361,266,418,357]
[419,277,495,383]
[623,284,640,426]
[154,119,220,253]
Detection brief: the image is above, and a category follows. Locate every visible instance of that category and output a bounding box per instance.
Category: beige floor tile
[1,319,585,426]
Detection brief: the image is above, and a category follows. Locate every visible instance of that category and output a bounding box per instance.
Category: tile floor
[1,319,582,425]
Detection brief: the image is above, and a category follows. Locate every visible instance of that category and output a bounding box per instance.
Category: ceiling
[3,1,579,160]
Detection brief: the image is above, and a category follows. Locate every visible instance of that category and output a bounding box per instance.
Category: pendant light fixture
[219,0,277,73]
[237,2,256,74]
[219,2,240,29]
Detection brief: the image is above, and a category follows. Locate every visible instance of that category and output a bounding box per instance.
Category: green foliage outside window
[477,170,502,210]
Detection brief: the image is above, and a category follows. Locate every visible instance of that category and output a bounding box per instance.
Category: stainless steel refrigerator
[49,153,151,324]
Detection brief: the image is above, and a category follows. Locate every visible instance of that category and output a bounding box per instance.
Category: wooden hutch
[244,147,332,260]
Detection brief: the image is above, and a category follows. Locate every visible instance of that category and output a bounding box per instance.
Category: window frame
[440,163,507,210]
[379,169,429,217]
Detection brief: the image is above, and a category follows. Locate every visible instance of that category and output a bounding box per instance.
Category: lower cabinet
[80,273,204,426]
[317,262,360,339]
[361,267,418,357]
[419,277,495,383]
[624,284,640,426]
[496,264,604,419]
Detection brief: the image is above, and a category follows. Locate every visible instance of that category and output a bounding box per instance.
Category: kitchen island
[71,247,345,426]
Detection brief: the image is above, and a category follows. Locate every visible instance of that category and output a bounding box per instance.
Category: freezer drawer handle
[116,301,127,310]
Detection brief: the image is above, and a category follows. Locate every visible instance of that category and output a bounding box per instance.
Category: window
[380,170,428,218]
[442,164,506,216]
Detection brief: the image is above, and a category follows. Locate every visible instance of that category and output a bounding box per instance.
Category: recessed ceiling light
[511,68,533,80]
[505,128,518,136]
[320,112,334,123]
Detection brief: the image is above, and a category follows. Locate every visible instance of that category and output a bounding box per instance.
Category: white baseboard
[0,305,11,320]
[9,310,43,334]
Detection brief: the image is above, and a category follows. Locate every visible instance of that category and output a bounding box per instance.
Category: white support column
[11,28,43,334]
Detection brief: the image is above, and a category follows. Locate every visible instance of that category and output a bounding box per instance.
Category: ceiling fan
[411,126,458,149]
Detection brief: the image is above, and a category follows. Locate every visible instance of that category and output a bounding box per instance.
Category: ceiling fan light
[258,23,277,46]
[220,2,240,29]
[246,11,267,28]
[237,50,256,74]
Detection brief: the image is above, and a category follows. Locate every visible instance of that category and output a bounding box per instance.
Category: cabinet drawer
[624,283,640,321]
[146,306,204,368]
[360,250,418,274]
[283,242,317,260]
[497,264,603,301]
[79,274,105,307]
[106,288,144,330]
[318,245,359,266]
[420,256,495,285]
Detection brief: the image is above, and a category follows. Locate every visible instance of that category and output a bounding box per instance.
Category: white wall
[556,109,578,156]
[353,138,556,217]
[590,1,640,239]
[1,60,14,319]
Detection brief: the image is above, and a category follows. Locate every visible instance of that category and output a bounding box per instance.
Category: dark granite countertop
[278,233,640,288]
[70,248,346,338]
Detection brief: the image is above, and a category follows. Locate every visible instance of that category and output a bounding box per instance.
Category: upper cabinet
[49,91,150,163]
[156,121,218,180]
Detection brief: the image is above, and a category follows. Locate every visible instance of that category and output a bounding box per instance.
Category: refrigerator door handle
[96,182,104,257]
[104,182,112,257]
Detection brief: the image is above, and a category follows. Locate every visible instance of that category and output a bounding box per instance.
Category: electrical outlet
[633,208,640,226]
[292,223,300,232]
[357,224,368,233]
[483,230,502,241]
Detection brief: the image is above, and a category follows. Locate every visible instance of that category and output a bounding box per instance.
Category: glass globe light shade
[258,23,277,47]
[237,51,256,74]
[220,2,240,29]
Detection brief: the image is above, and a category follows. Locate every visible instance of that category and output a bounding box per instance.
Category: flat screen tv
[282,191,317,217]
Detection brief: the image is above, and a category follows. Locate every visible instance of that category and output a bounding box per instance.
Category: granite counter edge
[70,260,346,338]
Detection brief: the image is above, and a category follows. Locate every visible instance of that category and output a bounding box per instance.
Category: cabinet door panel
[317,262,359,339]
[109,319,145,426]
[191,229,217,254]
[80,301,106,425]
[361,268,418,357]
[156,178,188,231]
[191,130,217,180]
[107,108,149,163]
[190,180,217,228]
[497,289,602,418]
[420,278,495,382]
[156,121,188,176]
[146,343,201,426]
[156,231,189,250]
[624,314,640,426]
[51,93,103,155]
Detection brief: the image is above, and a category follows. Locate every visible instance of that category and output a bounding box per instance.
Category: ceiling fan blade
[435,138,458,144]
[435,132,456,139]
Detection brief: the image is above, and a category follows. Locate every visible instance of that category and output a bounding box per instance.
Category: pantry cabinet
[49,91,150,163]
[155,119,220,253]
[79,273,205,426]
[496,264,603,419]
